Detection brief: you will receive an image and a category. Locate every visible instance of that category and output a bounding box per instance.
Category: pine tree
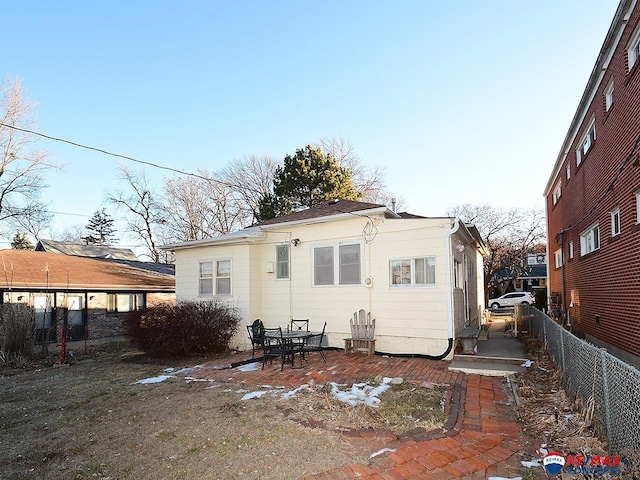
[83,209,118,246]
[11,232,34,250]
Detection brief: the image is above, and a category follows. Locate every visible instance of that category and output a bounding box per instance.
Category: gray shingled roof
[36,239,139,261]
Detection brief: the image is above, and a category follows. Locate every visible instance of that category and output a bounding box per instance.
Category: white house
[164,200,486,358]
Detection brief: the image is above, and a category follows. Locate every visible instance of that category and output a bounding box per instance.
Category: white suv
[488,292,535,308]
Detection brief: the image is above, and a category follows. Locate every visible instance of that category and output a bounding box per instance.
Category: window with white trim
[604,78,615,111]
[390,257,435,287]
[627,26,640,71]
[580,224,600,256]
[636,189,640,224]
[554,249,563,269]
[611,207,621,236]
[576,120,596,166]
[568,241,574,260]
[199,259,232,295]
[453,259,462,288]
[552,183,562,205]
[276,244,289,279]
[313,242,362,286]
[566,163,571,181]
[107,293,145,312]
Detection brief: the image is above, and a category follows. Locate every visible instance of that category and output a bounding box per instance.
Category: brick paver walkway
[182,350,544,479]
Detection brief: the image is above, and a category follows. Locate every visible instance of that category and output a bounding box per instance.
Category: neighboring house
[544,0,640,367]
[36,239,139,261]
[0,250,175,342]
[490,254,547,297]
[164,199,486,358]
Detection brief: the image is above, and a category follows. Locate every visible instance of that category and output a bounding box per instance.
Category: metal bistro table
[264,329,315,369]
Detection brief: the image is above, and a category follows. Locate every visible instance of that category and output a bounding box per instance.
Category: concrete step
[448,358,528,377]
[452,354,527,365]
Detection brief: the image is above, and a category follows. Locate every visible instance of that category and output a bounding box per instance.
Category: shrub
[1,304,35,363]
[123,300,241,357]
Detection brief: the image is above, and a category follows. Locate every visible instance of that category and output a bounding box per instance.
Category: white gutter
[445,218,461,339]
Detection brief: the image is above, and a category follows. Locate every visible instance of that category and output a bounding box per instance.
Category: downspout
[445,219,461,339]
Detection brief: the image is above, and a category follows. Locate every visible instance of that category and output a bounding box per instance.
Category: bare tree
[53,223,85,243]
[161,170,250,243]
[0,77,60,239]
[448,203,546,300]
[108,166,164,262]
[219,155,278,222]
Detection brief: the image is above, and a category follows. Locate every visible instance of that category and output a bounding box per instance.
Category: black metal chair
[300,321,327,363]
[262,327,288,371]
[246,319,264,358]
[290,318,309,332]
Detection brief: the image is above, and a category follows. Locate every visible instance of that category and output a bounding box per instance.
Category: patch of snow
[241,390,270,400]
[521,459,541,468]
[164,368,175,372]
[329,378,391,407]
[281,385,309,399]
[173,365,203,375]
[521,360,533,368]
[369,448,396,458]
[135,375,175,384]
[235,362,260,372]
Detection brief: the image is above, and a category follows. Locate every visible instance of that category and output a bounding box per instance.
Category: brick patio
[181,349,545,479]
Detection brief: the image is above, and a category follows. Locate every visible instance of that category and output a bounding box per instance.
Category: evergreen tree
[257,145,359,221]
[83,209,118,246]
[11,232,34,250]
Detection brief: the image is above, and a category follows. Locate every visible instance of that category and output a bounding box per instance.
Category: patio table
[265,330,316,368]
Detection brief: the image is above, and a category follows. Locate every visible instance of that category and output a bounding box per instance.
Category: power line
[0,122,231,186]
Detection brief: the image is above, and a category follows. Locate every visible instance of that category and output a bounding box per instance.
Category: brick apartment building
[544,0,640,367]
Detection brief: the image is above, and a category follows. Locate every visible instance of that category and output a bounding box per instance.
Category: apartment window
[552,183,562,205]
[390,257,435,287]
[628,26,640,71]
[199,259,231,295]
[566,163,571,181]
[453,259,462,288]
[313,242,362,286]
[580,224,600,256]
[276,244,289,279]
[568,241,574,260]
[611,207,621,236]
[576,120,596,166]
[554,249,563,269]
[604,79,615,111]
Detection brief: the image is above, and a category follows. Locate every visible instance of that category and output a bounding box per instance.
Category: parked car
[488,292,535,309]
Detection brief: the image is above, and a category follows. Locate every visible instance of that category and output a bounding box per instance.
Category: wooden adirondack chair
[344,309,376,355]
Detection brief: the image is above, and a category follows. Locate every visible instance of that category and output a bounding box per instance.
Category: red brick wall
[546,4,640,359]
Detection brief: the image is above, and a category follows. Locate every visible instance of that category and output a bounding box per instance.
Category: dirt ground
[0,342,446,480]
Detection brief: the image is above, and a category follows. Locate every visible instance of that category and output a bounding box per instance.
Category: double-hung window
[554,249,563,269]
[391,257,436,287]
[580,224,600,256]
[552,183,562,205]
[313,242,362,286]
[611,207,621,236]
[628,26,640,71]
[604,79,615,112]
[199,259,232,295]
[576,120,596,166]
[276,244,289,279]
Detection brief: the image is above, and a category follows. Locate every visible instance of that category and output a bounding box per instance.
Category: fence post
[600,349,613,447]
[559,326,565,373]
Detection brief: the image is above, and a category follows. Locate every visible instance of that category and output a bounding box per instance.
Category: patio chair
[344,309,376,355]
[262,327,288,371]
[300,321,327,363]
[290,318,309,332]
[246,319,264,358]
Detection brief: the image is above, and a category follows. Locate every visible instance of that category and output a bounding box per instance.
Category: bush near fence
[516,304,640,453]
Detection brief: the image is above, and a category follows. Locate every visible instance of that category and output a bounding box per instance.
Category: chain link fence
[516,304,640,452]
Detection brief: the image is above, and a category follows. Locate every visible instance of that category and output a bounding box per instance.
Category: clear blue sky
[3,0,619,250]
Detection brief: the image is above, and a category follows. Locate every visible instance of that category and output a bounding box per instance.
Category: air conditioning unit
[364,276,373,287]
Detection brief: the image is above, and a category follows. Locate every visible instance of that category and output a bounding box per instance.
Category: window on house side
[554,249,563,269]
[611,207,621,236]
[576,121,596,166]
[580,224,600,256]
[636,191,640,224]
[216,260,232,295]
[107,293,117,312]
[339,244,361,285]
[628,27,640,71]
[199,261,213,295]
[552,183,562,205]
[454,259,462,288]
[313,246,334,285]
[276,244,289,279]
[566,164,571,181]
[568,241,574,260]
[390,257,435,287]
[605,79,615,111]
[313,243,363,286]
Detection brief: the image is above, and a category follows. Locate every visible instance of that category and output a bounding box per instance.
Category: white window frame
[627,26,640,71]
[636,190,640,224]
[604,78,615,112]
[611,206,621,236]
[390,256,436,287]
[580,223,600,256]
[552,183,562,205]
[312,241,363,286]
[554,249,563,269]
[566,163,571,181]
[568,241,574,260]
[199,259,232,296]
[576,119,596,166]
[275,244,289,279]
[454,259,462,289]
